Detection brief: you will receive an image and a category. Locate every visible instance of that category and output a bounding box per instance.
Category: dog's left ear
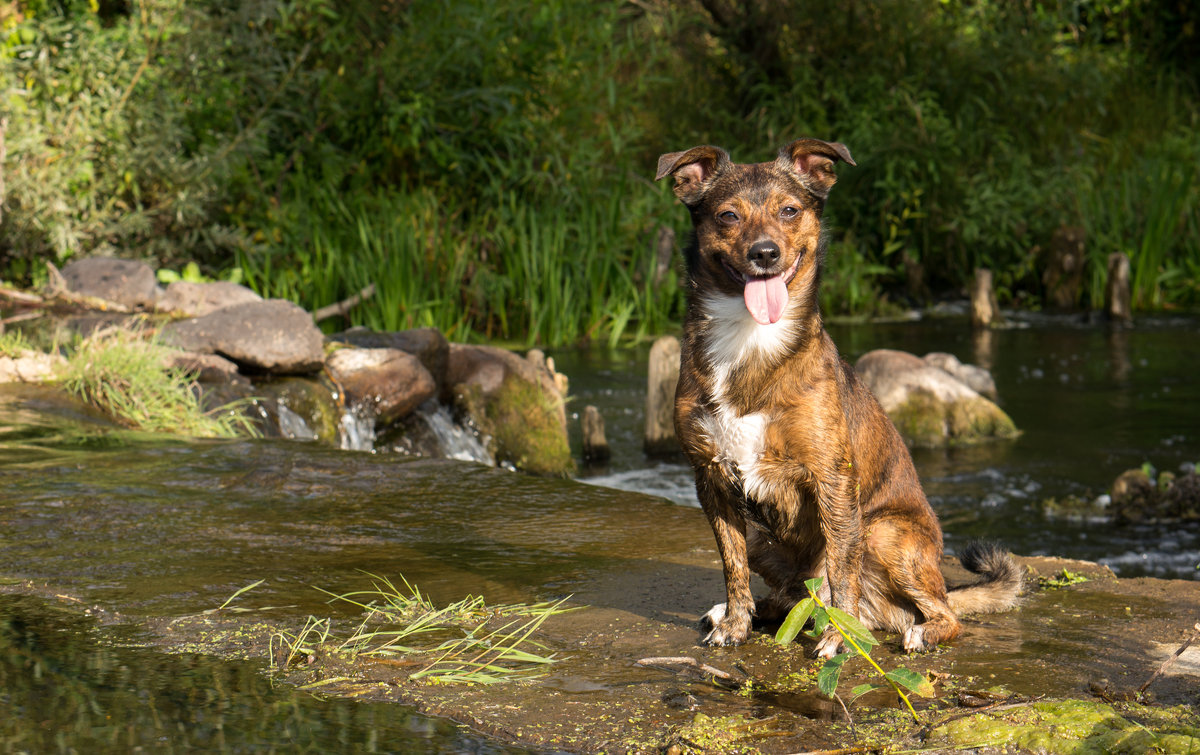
[777,138,856,197]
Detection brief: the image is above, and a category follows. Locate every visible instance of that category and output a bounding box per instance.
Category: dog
[655,138,1021,657]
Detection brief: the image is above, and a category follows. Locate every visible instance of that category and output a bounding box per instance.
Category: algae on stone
[454,377,573,477]
[928,699,1200,755]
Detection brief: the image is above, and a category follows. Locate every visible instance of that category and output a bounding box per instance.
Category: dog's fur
[655,139,1021,657]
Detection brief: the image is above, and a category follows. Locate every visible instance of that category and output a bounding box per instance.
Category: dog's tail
[947,541,1023,615]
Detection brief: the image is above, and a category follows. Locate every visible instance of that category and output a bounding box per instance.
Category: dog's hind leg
[866,515,962,652]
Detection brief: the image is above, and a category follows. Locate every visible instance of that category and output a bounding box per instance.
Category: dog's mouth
[720,253,802,326]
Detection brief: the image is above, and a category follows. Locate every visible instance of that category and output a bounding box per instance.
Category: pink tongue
[744,275,789,325]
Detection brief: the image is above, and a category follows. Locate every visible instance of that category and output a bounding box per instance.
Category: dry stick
[635,656,742,686]
[1139,622,1200,695]
[313,283,377,323]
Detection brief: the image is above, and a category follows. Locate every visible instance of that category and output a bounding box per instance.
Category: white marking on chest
[694,294,797,502]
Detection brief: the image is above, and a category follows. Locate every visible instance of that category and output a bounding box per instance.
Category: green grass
[57,327,258,438]
[266,573,574,685]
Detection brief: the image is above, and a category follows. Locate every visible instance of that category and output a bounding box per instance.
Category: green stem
[808,587,922,723]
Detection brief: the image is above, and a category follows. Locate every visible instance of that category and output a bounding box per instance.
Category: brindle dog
[655,139,1020,657]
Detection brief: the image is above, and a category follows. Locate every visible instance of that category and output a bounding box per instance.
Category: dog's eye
[717,210,739,225]
[780,206,799,219]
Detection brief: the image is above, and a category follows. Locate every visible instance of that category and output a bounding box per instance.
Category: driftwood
[635,655,742,688]
[0,262,133,320]
[1139,622,1200,695]
[314,283,376,323]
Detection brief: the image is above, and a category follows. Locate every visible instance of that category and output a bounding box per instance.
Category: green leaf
[817,652,852,697]
[804,576,825,595]
[826,607,879,649]
[885,667,936,697]
[805,608,830,639]
[850,682,886,699]
[775,598,815,645]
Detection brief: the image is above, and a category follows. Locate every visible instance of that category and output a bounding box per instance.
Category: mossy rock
[927,699,1200,755]
[254,376,343,445]
[888,390,1018,448]
[454,376,573,477]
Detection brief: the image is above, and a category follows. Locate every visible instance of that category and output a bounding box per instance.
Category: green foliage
[58,328,258,438]
[0,329,32,358]
[1038,568,1090,590]
[3,0,1199,347]
[775,577,933,722]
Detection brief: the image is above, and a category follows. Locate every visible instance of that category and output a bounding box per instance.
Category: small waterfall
[417,403,494,465]
[275,403,318,441]
[338,405,377,452]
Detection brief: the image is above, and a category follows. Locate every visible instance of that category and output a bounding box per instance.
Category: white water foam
[418,404,494,465]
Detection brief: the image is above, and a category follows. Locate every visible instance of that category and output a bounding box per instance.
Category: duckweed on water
[928,699,1200,754]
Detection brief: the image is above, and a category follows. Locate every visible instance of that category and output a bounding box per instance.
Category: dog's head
[655,139,854,326]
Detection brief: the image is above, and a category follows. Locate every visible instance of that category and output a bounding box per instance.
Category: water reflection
[0,595,533,753]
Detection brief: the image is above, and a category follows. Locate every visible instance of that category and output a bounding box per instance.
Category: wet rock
[0,350,65,383]
[855,348,1018,447]
[252,376,342,444]
[60,257,160,310]
[332,327,449,394]
[445,343,572,476]
[161,300,324,375]
[325,347,436,426]
[1112,466,1200,523]
[922,351,998,400]
[163,352,247,386]
[157,281,262,318]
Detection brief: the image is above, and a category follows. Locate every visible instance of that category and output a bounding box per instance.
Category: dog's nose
[747,240,781,271]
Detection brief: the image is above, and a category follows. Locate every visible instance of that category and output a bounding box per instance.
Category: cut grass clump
[269,573,574,686]
[58,328,257,438]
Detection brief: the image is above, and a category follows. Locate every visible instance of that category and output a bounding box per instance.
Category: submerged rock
[162,299,324,375]
[855,348,1018,447]
[445,344,572,476]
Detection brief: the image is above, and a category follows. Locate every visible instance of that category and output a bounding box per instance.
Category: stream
[0,313,1197,751]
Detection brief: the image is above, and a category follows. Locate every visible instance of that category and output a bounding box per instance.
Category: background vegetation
[2,0,1198,346]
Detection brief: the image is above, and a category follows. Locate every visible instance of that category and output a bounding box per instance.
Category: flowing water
[569,313,1200,579]
[0,313,1197,750]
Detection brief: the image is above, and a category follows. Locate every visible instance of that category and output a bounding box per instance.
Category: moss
[887,391,1018,448]
[455,378,574,477]
[661,713,778,754]
[928,699,1200,755]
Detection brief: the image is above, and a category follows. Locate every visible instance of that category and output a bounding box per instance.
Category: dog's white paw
[813,629,843,659]
[700,602,727,630]
[902,625,928,653]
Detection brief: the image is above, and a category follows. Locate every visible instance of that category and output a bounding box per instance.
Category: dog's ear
[655,146,731,205]
[777,138,856,197]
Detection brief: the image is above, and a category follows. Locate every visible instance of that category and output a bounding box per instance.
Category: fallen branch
[314,283,376,323]
[1139,622,1200,695]
[635,655,743,687]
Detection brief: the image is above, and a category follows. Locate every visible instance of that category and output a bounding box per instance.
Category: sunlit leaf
[850,682,886,699]
[826,607,879,649]
[886,667,936,697]
[775,598,815,645]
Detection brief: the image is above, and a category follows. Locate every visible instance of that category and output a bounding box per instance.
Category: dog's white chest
[697,403,771,501]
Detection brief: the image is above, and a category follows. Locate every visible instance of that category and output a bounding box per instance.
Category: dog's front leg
[695,477,754,646]
[812,467,865,659]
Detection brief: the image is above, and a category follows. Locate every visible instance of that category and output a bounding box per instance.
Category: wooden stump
[581,405,610,463]
[644,335,680,455]
[970,268,1001,328]
[1105,252,1132,324]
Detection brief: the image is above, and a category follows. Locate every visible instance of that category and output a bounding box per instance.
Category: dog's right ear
[655,146,730,205]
